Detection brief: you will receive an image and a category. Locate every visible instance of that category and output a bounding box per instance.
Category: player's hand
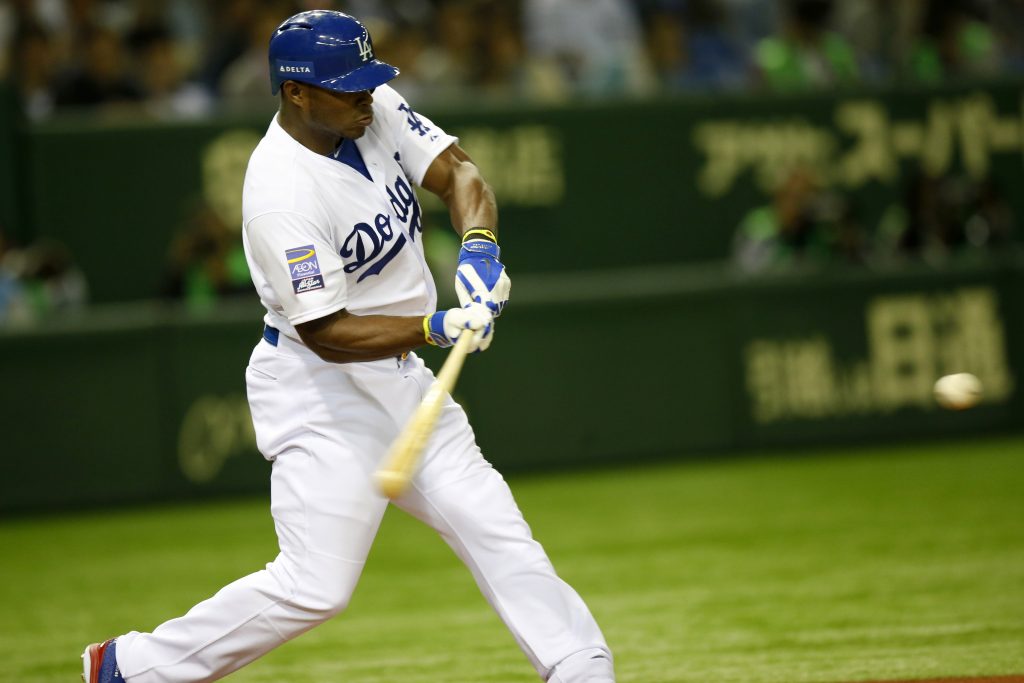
[423,302,495,352]
[455,229,511,317]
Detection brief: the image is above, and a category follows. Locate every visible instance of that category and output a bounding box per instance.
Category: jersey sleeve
[245,211,348,325]
[375,84,458,186]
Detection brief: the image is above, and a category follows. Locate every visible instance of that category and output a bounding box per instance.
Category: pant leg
[116,440,388,683]
[391,360,613,681]
[115,344,393,683]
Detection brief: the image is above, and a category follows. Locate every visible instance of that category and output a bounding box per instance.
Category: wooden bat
[374,330,477,499]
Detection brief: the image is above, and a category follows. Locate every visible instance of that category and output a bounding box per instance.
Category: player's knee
[547,648,615,683]
[269,554,359,620]
[303,565,362,618]
[299,585,352,619]
[293,571,355,618]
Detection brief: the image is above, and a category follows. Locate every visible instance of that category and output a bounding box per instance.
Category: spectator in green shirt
[907,0,1000,84]
[755,0,860,91]
[733,167,870,272]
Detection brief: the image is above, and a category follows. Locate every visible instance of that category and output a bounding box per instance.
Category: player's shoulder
[243,119,321,220]
[249,116,301,167]
[373,83,405,108]
[370,83,415,124]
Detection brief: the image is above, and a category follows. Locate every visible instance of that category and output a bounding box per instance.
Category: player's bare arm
[422,143,512,316]
[296,304,493,364]
[295,309,425,363]
[421,143,498,238]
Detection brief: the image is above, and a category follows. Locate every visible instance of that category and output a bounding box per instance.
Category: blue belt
[263,325,280,346]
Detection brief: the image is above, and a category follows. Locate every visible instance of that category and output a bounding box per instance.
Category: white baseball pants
[115,335,613,682]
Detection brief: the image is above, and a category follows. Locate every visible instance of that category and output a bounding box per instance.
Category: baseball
[933,373,983,410]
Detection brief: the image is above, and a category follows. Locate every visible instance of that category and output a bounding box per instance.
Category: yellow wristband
[462,228,497,244]
[423,315,437,345]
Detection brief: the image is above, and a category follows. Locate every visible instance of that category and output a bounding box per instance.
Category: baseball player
[82,10,614,683]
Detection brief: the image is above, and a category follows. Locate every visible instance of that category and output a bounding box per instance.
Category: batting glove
[423,302,495,352]
[455,228,511,317]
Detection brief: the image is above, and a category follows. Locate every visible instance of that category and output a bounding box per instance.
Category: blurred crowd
[1,0,1023,322]
[0,229,88,324]
[3,0,1024,121]
[731,168,1016,274]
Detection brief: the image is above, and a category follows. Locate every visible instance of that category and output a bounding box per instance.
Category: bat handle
[433,328,476,393]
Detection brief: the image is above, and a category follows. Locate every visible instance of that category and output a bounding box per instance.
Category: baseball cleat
[81,639,125,683]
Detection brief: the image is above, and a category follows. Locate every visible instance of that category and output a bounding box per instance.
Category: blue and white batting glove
[423,302,495,352]
[455,229,511,317]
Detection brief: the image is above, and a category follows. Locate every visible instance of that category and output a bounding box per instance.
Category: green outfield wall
[19,80,1024,303]
[0,84,25,240]
[2,258,1021,512]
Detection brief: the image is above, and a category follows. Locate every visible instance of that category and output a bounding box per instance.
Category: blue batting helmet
[268,10,399,95]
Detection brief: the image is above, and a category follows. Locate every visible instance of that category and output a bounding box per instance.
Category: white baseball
[933,373,983,410]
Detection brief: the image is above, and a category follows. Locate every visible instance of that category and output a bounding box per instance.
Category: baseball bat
[374,329,477,499]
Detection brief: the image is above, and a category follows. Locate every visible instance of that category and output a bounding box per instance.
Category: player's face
[306,86,375,140]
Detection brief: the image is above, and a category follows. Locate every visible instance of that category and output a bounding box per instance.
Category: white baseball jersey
[241,84,457,339]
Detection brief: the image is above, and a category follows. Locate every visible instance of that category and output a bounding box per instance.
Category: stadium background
[0,1,1022,681]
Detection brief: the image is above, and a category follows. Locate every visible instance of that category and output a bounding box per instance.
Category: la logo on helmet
[355,36,373,62]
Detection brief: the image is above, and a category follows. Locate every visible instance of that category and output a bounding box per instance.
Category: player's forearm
[295,309,426,363]
[423,145,498,236]
[445,161,498,237]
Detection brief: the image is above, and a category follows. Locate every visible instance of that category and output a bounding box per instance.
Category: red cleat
[81,639,123,683]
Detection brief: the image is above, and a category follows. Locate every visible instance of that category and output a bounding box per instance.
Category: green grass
[2,436,1023,683]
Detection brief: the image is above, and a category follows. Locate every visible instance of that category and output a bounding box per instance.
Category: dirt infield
[853,677,1024,683]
